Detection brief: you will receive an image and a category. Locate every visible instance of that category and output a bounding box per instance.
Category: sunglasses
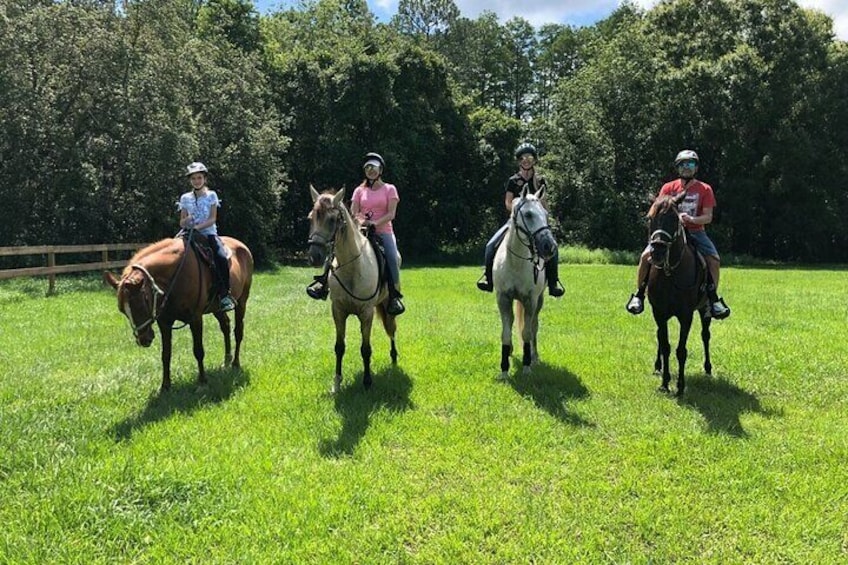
[677,160,697,168]
[363,164,381,171]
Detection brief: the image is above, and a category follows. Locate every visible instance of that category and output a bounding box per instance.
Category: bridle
[308,199,380,302]
[509,197,553,264]
[649,214,686,274]
[120,238,191,336]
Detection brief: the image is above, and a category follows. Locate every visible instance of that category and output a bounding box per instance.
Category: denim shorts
[688,230,719,259]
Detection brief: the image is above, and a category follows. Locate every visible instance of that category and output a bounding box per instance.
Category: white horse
[307,186,398,394]
[493,185,558,380]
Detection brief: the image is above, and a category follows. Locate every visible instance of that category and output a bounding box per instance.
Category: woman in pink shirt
[306,152,405,316]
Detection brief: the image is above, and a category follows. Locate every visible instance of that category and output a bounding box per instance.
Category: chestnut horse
[104,233,253,391]
[307,186,398,394]
[493,184,558,380]
[646,192,712,395]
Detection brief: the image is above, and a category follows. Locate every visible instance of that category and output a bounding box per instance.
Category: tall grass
[0,262,846,563]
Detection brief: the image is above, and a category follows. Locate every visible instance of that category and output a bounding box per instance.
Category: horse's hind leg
[214,311,233,367]
[655,319,671,392]
[700,311,712,376]
[359,310,375,390]
[189,317,207,385]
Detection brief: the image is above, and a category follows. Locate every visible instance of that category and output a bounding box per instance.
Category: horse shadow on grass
[110,367,250,441]
[675,374,781,438]
[318,367,414,458]
[506,362,594,428]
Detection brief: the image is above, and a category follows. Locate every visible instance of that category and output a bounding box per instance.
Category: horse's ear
[103,271,119,289]
[520,184,529,199]
[309,185,320,203]
[333,187,345,205]
[536,184,546,201]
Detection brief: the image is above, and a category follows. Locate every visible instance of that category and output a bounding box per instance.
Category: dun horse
[645,192,712,395]
[307,186,398,394]
[104,234,254,391]
[493,185,558,380]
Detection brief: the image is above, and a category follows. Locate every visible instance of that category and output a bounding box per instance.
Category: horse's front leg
[359,308,375,390]
[213,311,232,367]
[190,316,206,385]
[700,310,712,376]
[674,313,696,396]
[497,293,514,380]
[158,320,173,392]
[519,298,538,373]
[654,317,671,392]
[331,307,347,394]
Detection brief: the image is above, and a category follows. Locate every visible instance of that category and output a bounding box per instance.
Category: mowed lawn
[0,263,846,563]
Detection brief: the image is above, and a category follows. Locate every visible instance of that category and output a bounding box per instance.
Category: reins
[508,198,552,265]
[309,201,382,302]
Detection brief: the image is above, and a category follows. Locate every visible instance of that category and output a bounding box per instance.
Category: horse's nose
[136,331,154,348]
[308,245,325,267]
[538,236,557,260]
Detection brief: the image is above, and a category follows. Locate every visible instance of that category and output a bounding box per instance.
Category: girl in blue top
[178,162,235,312]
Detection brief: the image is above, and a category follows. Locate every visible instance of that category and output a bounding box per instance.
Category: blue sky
[253,0,848,41]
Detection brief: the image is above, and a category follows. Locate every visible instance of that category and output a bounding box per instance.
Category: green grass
[1,263,847,563]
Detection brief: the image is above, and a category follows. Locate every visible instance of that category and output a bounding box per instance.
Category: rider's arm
[681,207,713,226]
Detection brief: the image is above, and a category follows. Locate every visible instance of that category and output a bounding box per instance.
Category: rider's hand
[680,213,693,224]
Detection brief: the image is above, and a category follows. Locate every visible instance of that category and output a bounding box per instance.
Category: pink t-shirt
[658,178,716,233]
[352,183,399,235]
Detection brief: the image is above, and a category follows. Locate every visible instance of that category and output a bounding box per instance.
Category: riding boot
[477,228,506,292]
[545,257,564,297]
[387,284,405,316]
[212,242,234,312]
[306,265,331,300]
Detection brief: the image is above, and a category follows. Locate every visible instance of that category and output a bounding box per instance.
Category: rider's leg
[477,224,509,292]
[545,247,564,297]
[689,231,730,319]
[210,236,235,311]
[625,246,650,315]
[380,233,405,316]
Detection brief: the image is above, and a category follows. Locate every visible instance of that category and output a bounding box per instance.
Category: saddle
[360,224,388,285]
[179,231,232,292]
[683,228,708,293]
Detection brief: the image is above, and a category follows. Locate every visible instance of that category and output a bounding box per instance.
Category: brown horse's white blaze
[307,186,398,394]
[646,193,712,396]
[492,185,557,380]
[104,235,254,392]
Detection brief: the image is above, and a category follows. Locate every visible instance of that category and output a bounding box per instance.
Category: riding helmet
[674,150,699,165]
[185,162,209,176]
[514,142,538,160]
[362,152,386,171]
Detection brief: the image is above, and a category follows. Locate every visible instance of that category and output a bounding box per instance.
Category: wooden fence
[0,243,148,294]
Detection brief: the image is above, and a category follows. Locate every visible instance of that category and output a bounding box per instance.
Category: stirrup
[476,274,493,292]
[710,297,731,320]
[306,279,328,300]
[219,295,236,312]
[387,297,405,316]
[548,280,564,297]
[626,293,644,315]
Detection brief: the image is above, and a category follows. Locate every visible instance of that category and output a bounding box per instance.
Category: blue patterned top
[178,190,221,236]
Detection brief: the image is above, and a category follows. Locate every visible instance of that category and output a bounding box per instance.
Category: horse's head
[307,186,346,267]
[104,266,163,347]
[647,191,686,267]
[512,184,557,261]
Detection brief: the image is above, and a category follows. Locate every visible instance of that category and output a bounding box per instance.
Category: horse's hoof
[675,389,685,397]
[363,376,372,389]
[331,376,342,394]
[658,385,670,393]
[522,366,532,376]
[496,371,509,381]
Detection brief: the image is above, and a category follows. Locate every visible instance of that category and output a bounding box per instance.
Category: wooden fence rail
[0,243,148,294]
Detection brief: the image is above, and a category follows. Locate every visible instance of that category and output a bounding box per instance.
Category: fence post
[47,250,56,295]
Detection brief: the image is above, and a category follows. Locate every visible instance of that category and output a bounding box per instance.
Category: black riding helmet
[514,142,538,160]
[362,152,386,171]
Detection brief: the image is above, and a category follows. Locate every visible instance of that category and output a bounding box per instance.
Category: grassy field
[0,262,846,563]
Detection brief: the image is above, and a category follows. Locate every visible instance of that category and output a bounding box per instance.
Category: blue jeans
[688,230,719,260]
[206,235,230,296]
[378,232,400,288]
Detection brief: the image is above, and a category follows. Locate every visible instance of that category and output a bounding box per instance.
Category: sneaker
[306,280,329,300]
[387,297,405,316]
[710,298,731,320]
[548,281,565,297]
[219,295,236,312]
[476,274,493,292]
[625,293,644,315]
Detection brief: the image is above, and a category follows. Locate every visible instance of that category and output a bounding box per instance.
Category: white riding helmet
[185,162,208,176]
[674,150,699,165]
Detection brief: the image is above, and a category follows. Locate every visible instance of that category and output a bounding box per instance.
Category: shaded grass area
[0,261,846,562]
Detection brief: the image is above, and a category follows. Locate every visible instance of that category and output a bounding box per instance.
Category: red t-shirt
[658,178,716,232]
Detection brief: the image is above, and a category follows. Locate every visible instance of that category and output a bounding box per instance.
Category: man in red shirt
[625,150,731,319]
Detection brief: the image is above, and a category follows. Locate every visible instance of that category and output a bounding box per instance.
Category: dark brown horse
[646,192,712,395]
[104,234,254,391]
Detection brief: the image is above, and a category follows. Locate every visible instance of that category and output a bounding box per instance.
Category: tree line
[1,0,846,265]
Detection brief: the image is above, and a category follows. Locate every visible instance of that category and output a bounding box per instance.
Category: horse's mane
[314,190,359,232]
[648,195,678,219]
[121,238,181,276]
